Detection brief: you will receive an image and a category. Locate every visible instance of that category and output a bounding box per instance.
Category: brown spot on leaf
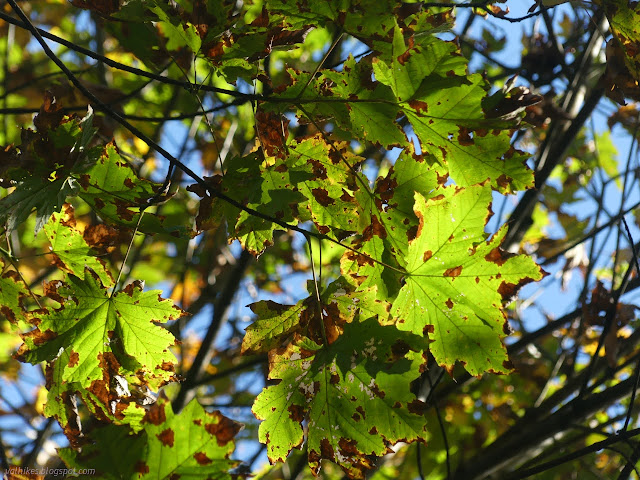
[134,462,150,474]
[320,438,335,459]
[356,406,366,419]
[445,299,454,309]
[486,247,511,266]
[157,428,175,447]
[94,197,105,209]
[83,223,123,249]
[498,281,518,300]
[122,280,143,296]
[67,350,79,367]
[340,190,355,202]
[311,188,334,207]
[458,127,474,146]
[143,402,167,426]
[28,328,58,347]
[370,382,385,399]
[204,413,242,446]
[397,38,415,65]
[194,452,212,465]
[307,159,328,179]
[160,361,175,373]
[250,5,269,26]
[362,215,386,241]
[369,426,378,435]
[338,437,359,458]
[423,250,433,262]
[44,279,66,304]
[408,99,428,113]
[443,266,463,277]
[317,224,330,235]
[408,399,427,415]
[407,224,419,242]
[0,306,16,324]
[115,200,136,222]
[288,404,305,422]
[423,324,435,335]
[496,174,510,190]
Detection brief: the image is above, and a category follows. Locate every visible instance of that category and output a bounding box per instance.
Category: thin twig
[621,216,640,432]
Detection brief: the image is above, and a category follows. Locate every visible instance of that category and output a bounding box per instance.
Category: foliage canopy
[1,1,640,479]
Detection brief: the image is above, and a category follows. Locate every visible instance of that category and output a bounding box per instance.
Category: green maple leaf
[151,3,201,53]
[284,136,369,238]
[371,147,446,260]
[44,204,114,287]
[196,136,371,254]
[242,300,306,355]
[59,397,241,479]
[253,319,427,479]
[340,234,401,301]
[76,142,169,233]
[0,176,78,235]
[0,106,96,235]
[390,186,544,375]
[372,27,533,193]
[16,270,182,429]
[0,259,30,325]
[273,63,405,149]
[243,278,389,355]
[315,57,407,148]
[606,0,640,79]
[372,27,467,100]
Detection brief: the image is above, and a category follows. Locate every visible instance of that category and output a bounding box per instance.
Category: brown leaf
[256,110,289,156]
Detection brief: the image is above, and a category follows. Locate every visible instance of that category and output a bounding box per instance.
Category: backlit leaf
[16,270,182,431]
[391,187,543,375]
[59,397,240,479]
[44,204,114,287]
[253,318,427,479]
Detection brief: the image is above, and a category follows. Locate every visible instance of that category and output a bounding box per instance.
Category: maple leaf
[192,135,370,253]
[0,176,79,236]
[0,259,30,325]
[370,147,447,260]
[243,278,389,355]
[0,104,97,235]
[75,142,171,233]
[16,270,182,432]
[242,300,306,355]
[59,397,241,479]
[44,204,114,287]
[253,318,428,479]
[372,27,534,193]
[606,0,640,83]
[390,186,544,375]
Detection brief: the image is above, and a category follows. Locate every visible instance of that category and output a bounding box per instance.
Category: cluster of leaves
[1,0,640,479]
